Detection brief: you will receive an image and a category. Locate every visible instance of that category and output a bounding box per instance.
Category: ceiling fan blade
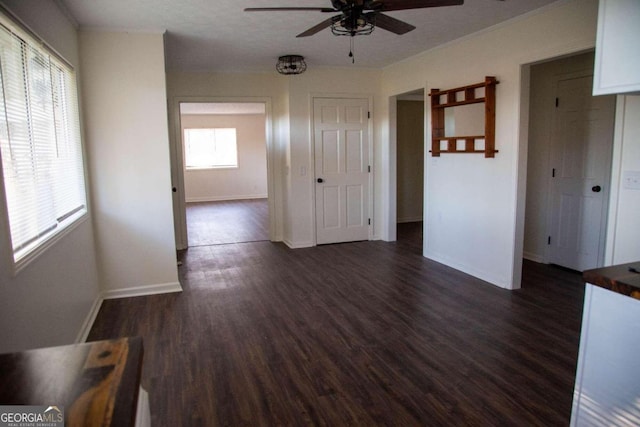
[244,7,336,12]
[367,12,415,34]
[369,0,463,12]
[296,16,337,37]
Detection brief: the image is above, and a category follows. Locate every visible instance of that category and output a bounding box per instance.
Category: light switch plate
[622,170,640,190]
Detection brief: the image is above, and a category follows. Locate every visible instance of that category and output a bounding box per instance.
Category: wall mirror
[444,103,485,137]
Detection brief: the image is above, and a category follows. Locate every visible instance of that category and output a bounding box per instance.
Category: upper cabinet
[593,0,640,95]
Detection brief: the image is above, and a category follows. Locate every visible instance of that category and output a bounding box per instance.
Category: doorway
[396,90,425,248]
[523,51,616,272]
[171,100,274,249]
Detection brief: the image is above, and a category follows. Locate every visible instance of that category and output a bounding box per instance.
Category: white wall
[606,95,640,264]
[79,31,180,295]
[380,0,600,289]
[165,69,382,249]
[181,114,268,202]
[0,0,101,352]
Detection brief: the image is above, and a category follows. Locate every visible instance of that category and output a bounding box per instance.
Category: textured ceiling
[59,0,560,73]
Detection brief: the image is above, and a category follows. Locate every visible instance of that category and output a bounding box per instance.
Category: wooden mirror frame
[429,76,499,158]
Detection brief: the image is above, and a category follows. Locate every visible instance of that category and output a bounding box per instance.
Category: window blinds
[0,14,86,265]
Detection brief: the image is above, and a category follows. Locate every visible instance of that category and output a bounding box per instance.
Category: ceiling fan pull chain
[349,36,355,64]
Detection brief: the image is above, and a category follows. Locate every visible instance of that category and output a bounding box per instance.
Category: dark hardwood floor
[88,220,585,426]
[187,199,269,246]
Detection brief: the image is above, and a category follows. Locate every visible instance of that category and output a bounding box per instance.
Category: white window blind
[184,128,238,169]
[0,13,87,266]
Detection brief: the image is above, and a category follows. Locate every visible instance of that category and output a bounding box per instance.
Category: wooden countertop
[583,262,640,299]
[0,337,143,427]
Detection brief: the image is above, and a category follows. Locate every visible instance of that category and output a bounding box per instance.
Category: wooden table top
[583,262,640,299]
[0,337,143,427]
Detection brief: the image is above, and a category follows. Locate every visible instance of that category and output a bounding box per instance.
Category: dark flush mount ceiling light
[330,14,375,37]
[276,55,307,75]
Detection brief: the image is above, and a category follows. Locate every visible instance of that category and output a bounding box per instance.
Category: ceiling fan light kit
[276,55,307,75]
[331,15,375,37]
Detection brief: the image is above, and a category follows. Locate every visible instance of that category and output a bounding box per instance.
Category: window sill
[11,211,89,276]
[185,166,239,171]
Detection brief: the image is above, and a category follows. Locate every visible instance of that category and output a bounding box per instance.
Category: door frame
[395,91,426,227]
[386,87,429,243]
[518,50,621,289]
[169,96,276,250]
[310,93,374,245]
[545,69,614,268]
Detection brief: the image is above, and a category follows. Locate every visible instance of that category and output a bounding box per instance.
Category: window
[0,13,87,268]
[184,128,237,169]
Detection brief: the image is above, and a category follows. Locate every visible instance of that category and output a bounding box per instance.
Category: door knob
[592,185,602,193]
[317,178,324,183]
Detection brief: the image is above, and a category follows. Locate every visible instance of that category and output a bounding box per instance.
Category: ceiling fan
[245,0,464,38]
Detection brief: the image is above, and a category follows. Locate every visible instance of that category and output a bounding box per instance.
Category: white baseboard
[523,251,544,263]
[424,250,513,290]
[186,194,267,203]
[135,387,151,427]
[397,216,423,223]
[75,295,104,343]
[102,281,183,300]
[283,238,314,249]
[76,282,183,343]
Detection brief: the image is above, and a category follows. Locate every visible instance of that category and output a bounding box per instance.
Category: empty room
[0,0,639,425]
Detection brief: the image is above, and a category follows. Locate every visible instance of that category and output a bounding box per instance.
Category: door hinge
[367,111,371,119]
[368,218,371,225]
[368,165,371,173]
[552,168,556,178]
[548,236,551,245]
[555,97,559,107]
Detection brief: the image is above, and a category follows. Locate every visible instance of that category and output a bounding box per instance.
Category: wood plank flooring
[187,199,269,246]
[88,221,585,426]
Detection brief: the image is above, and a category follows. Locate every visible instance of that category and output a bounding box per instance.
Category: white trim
[170,96,277,249]
[424,250,512,290]
[75,281,184,343]
[604,95,626,265]
[186,194,268,203]
[283,238,314,249]
[79,27,166,35]
[135,387,151,427]
[102,282,183,300]
[397,216,423,223]
[12,212,89,276]
[523,251,544,263]
[75,294,104,343]
[387,95,398,242]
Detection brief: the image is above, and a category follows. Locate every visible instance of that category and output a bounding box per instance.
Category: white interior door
[314,97,370,245]
[549,75,615,271]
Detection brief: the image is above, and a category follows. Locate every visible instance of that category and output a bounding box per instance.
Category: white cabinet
[571,284,640,426]
[593,0,640,95]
